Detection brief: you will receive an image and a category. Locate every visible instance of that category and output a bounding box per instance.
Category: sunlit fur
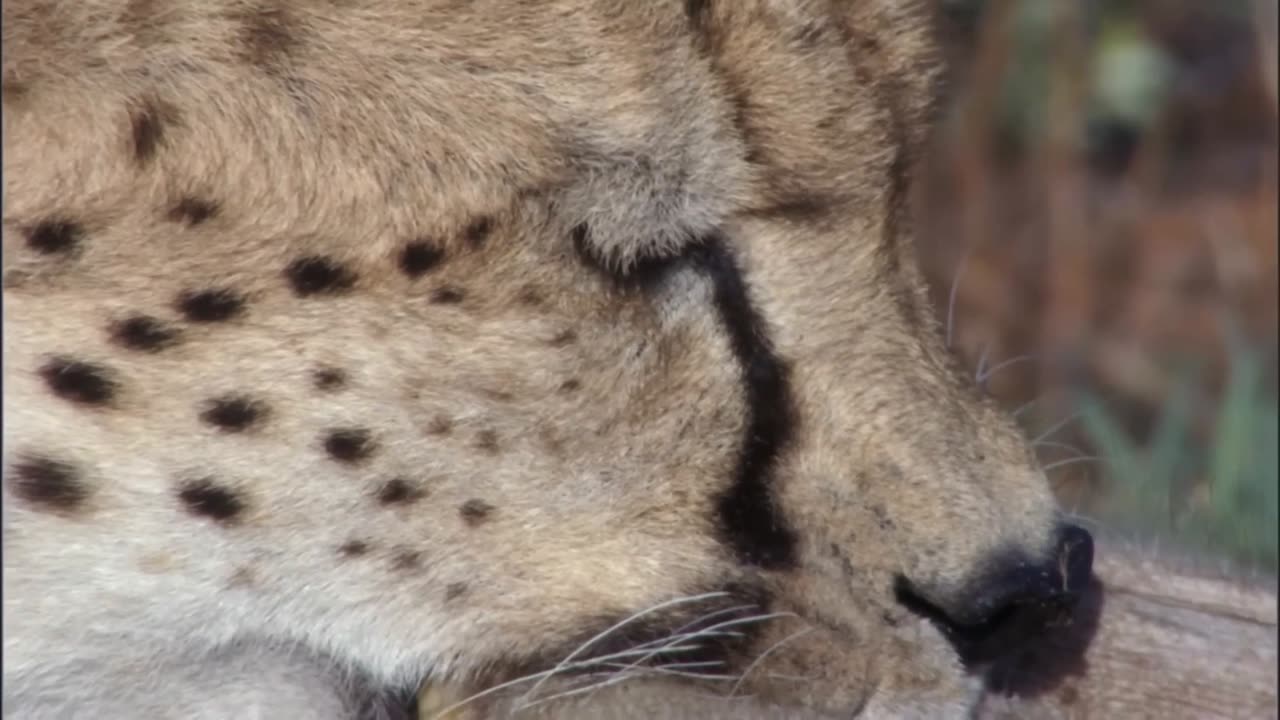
[3,1,1063,717]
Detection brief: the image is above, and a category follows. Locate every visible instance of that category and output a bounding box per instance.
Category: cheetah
[2,1,1095,718]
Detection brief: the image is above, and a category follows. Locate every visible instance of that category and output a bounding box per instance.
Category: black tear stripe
[575,226,797,568]
[690,236,798,569]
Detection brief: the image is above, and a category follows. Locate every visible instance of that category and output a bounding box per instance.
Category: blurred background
[914,0,1277,574]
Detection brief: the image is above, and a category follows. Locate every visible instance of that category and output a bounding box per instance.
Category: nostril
[1056,524,1095,596]
[894,524,1096,667]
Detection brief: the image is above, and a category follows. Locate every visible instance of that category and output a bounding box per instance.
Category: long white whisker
[597,662,739,682]
[946,244,974,349]
[635,610,794,661]
[688,611,798,636]
[665,604,760,638]
[603,611,791,682]
[629,630,745,652]
[428,641,716,719]
[516,654,756,714]
[474,604,791,713]
[764,672,812,681]
[610,625,747,664]
[584,644,707,660]
[977,353,1037,386]
[515,674,635,712]
[728,627,814,698]
[974,341,992,382]
[592,629,747,686]
[1058,509,1103,530]
[1032,412,1080,444]
[646,660,727,671]
[1033,439,1089,457]
[1041,455,1101,473]
[427,669,561,719]
[519,591,729,702]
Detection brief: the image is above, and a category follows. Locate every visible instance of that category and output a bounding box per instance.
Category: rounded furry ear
[555,117,750,279]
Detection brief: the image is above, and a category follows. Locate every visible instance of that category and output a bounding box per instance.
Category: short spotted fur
[4,2,1086,719]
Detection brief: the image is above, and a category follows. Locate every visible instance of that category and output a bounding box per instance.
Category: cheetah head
[2,0,1094,717]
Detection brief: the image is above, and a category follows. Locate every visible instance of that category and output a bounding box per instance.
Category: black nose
[895,524,1095,667]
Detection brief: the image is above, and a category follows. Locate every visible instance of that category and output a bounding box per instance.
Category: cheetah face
[504,219,1098,717]
[2,1,1094,717]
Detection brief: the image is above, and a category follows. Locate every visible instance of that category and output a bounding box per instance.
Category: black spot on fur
[398,241,444,278]
[111,315,180,352]
[177,478,246,524]
[464,217,493,248]
[872,505,894,530]
[8,455,89,512]
[558,379,581,394]
[39,357,118,406]
[474,430,500,454]
[26,219,84,255]
[517,286,544,307]
[129,97,180,164]
[227,566,256,588]
[200,395,268,432]
[241,4,297,70]
[391,549,422,571]
[444,583,468,601]
[323,428,376,464]
[827,542,850,569]
[3,78,28,103]
[377,478,424,506]
[286,256,357,296]
[339,539,370,557]
[743,193,836,223]
[312,367,347,391]
[425,416,453,436]
[226,563,256,586]
[430,286,464,304]
[168,196,219,226]
[539,427,566,457]
[459,499,494,526]
[690,237,798,569]
[176,288,246,322]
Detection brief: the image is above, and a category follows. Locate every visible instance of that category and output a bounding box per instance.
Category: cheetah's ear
[555,118,750,278]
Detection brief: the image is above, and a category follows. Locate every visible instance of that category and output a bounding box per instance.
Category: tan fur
[4,1,1065,718]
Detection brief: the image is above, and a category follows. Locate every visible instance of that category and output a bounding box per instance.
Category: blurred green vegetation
[1076,343,1278,574]
[933,0,1277,575]
[992,0,1175,151]
[942,0,1266,157]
